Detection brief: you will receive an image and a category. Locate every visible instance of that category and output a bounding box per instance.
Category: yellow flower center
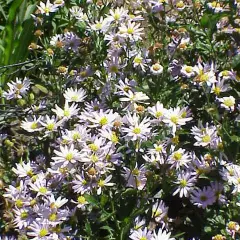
[152,64,161,71]
[71,96,78,101]
[170,115,178,124]
[31,122,38,129]
[155,111,163,118]
[200,195,207,201]
[89,143,99,152]
[77,196,87,204]
[91,154,99,163]
[213,87,221,95]
[223,98,234,107]
[133,127,141,134]
[132,168,140,176]
[127,28,134,34]
[180,179,187,187]
[134,56,143,64]
[49,213,57,221]
[202,135,211,143]
[99,116,108,126]
[16,199,23,208]
[98,179,105,187]
[46,123,55,131]
[20,211,28,219]
[173,152,182,160]
[73,132,81,141]
[63,109,70,117]
[176,1,185,8]
[65,153,73,161]
[185,66,193,73]
[111,133,119,143]
[39,228,48,237]
[39,186,47,194]
[44,7,50,13]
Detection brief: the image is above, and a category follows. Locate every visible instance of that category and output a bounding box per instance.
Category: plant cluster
[1,0,240,239]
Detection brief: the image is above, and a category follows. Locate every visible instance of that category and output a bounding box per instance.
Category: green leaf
[230,135,240,143]
[232,54,240,69]
[100,194,108,207]
[35,84,49,94]
[84,194,99,206]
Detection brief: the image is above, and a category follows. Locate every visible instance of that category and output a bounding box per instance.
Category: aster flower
[210,182,227,205]
[191,123,218,147]
[130,227,153,240]
[122,164,147,190]
[72,174,91,194]
[63,87,86,102]
[52,101,79,119]
[21,116,43,133]
[150,63,163,75]
[190,187,216,209]
[29,175,51,197]
[122,113,151,142]
[12,162,34,178]
[85,109,119,129]
[106,7,128,23]
[173,171,197,198]
[27,221,51,239]
[226,221,240,238]
[180,65,197,78]
[151,228,175,240]
[163,107,192,135]
[119,21,144,41]
[167,147,192,169]
[148,101,166,123]
[211,79,231,96]
[37,0,59,16]
[3,77,31,100]
[120,90,149,105]
[193,61,217,86]
[52,144,81,166]
[63,32,80,52]
[96,175,115,195]
[151,200,168,223]
[218,96,235,112]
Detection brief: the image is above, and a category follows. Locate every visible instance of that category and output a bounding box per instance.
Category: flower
[21,116,43,132]
[167,147,192,169]
[130,227,153,240]
[151,200,168,223]
[218,96,235,112]
[122,113,151,142]
[52,101,79,119]
[190,187,216,208]
[97,175,115,195]
[52,144,81,166]
[151,228,175,240]
[150,63,163,75]
[163,107,192,135]
[191,123,218,147]
[37,0,59,16]
[148,101,166,122]
[63,87,86,102]
[119,21,144,41]
[3,77,31,100]
[173,171,197,198]
[27,221,51,239]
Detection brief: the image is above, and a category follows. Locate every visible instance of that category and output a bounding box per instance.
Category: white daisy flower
[218,96,235,112]
[63,87,86,102]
